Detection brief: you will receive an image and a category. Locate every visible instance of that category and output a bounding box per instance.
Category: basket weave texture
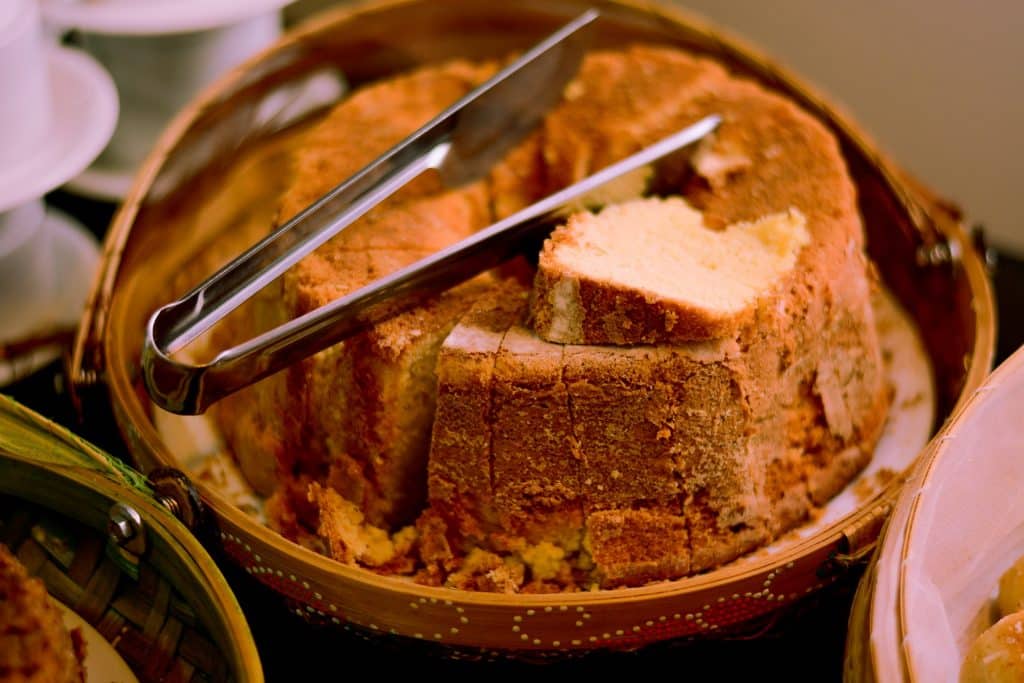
[0,496,231,683]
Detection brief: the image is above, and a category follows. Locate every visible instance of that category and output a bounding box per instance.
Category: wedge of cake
[421,46,889,589]
[425,276,880,588]
[426,221,886,589]
[213,59,501,530]
[531,198,809,344]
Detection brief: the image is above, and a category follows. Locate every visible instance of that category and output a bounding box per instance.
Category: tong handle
[162,139,451,355]
[158,8,602,354]
[143,116,720,415]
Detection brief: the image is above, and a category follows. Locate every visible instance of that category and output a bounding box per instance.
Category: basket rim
[856,433,929,682]
[93,0,995,610]
[0,411,263,682]
[892,346,1024,681]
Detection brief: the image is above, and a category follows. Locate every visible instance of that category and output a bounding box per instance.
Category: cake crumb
[852,467,898,503]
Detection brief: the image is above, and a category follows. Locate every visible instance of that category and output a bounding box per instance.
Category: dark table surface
[6,191,1023,680]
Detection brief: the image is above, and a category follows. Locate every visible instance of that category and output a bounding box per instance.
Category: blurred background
[669,0,1024,257]
[287,0,1024,255]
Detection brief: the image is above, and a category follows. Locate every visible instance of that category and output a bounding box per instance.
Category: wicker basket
[0,396,261,681]
[845,346,1024,682]
[70,0,994,654]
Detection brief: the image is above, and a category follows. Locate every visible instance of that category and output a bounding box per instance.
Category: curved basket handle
[0,396,218,547]
[0,395,150,494]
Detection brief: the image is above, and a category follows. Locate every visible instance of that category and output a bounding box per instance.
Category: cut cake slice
[531,198,810,345]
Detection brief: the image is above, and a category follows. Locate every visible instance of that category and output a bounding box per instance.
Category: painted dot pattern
[218,528,833,651]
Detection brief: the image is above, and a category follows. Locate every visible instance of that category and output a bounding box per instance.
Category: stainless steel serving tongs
[142,9,720,414]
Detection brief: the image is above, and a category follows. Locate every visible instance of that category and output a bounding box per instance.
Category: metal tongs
[142,10,720,414]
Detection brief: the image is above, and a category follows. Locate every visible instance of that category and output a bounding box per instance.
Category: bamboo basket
[845,346,1024,682]
[0,396,262,681]
[70,0,995,654]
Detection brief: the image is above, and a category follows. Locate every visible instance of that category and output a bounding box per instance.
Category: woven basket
[845,346,1024,681]
[70,0,994,654]
[0,396,261,681]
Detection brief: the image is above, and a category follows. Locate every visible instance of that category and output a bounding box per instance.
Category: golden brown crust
[530,45,863,347]
[277,60,498,223]
[430,282,889,586]
[426,281,530,546]
[426,45,890,588]
[214,60,502,528]
[961,612,1024,682]
[0,544,85,683]
[491,324,582,540]
[586,509,690,587]
[540,46,730,189]
[215,44,891,591]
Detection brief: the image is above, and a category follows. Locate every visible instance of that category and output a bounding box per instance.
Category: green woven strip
[0,395,150,495]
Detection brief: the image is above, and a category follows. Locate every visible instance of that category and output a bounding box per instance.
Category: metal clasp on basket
[147,467,208,536]
[107,502,146,579]
[817,490,898,579]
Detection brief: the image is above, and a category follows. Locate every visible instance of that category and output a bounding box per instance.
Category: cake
[211,44,891,591]
[0,543,86,683]
[530,198,810,344]
[212,59,501,530]
[427,268,884,587]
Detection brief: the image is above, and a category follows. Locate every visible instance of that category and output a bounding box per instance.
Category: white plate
[54,599,139,683]
[0,47,117,213]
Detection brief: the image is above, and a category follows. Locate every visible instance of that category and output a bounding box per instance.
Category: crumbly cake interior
[211,44,892,592]
[533,198,809,344]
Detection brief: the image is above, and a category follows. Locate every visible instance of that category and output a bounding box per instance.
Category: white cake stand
[0,0,118,385]
[42,0,295,202]
[0,207,107,386]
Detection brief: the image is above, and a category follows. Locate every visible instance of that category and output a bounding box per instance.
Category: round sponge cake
[426,46,889,589]
[212,45,891,591]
